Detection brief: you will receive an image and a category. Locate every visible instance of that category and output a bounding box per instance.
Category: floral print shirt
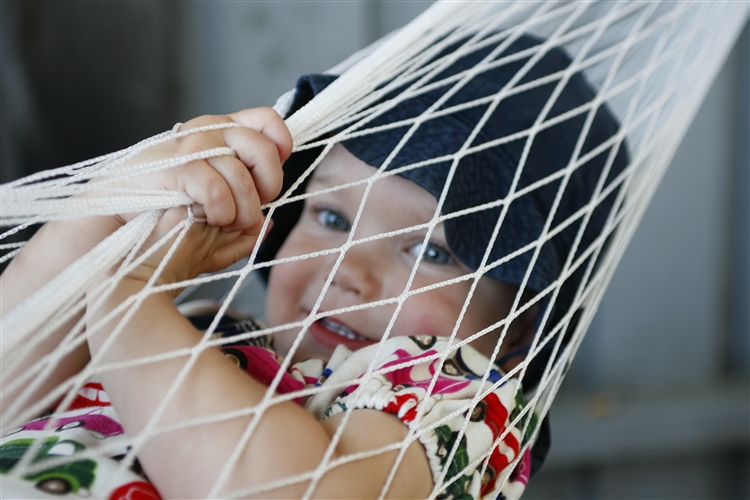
[1,317,537,500]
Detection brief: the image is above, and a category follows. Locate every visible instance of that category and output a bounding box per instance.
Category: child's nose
[330,242,383,301]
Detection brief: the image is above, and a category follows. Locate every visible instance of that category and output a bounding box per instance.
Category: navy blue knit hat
[260,34,628,324]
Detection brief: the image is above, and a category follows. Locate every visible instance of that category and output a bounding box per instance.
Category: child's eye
[315,208,351,232]
[409,241,454,265]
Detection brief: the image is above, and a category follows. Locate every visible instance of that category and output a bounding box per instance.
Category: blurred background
[1,2,747,498]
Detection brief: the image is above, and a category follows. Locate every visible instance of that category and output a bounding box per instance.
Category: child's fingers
[229,107,293,163]
[223,126,284,205]
[139,109,288,230]
[181,108,292,169]
[179,160,237,227]
[205,155,263,233]
[177,110,286,212]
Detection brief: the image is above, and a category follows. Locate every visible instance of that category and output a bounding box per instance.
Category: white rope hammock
[1,1,747,498]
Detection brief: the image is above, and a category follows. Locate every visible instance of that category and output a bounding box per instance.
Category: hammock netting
[1,1,747,498]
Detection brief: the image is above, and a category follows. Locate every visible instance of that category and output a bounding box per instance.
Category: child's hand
[113,107,292,289]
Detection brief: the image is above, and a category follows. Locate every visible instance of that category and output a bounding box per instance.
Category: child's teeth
[321,318,368,341]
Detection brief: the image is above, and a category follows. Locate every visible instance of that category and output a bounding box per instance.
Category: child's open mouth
[308,317,378,351]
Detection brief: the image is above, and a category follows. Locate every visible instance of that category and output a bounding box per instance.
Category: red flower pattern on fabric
[384,393,420,423]
[381,349,471,394]
[479,392,520,496]
[69,382,110,410]
[108,481,162,500]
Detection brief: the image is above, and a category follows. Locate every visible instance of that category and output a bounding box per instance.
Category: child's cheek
[396,295,459,338]
[265,260,313,339]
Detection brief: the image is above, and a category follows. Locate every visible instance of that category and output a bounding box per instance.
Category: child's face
[266,144,526,364]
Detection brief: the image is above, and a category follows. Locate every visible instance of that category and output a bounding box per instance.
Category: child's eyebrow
[306,173,367,193]
[307,174,337,190]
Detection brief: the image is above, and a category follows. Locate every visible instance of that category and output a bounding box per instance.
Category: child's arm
[0,216,123,413]
[0,107,289,414]
[84,109,432,498]
[89,278,431,499]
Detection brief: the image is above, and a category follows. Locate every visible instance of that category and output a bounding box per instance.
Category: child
[0,35,626,499]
